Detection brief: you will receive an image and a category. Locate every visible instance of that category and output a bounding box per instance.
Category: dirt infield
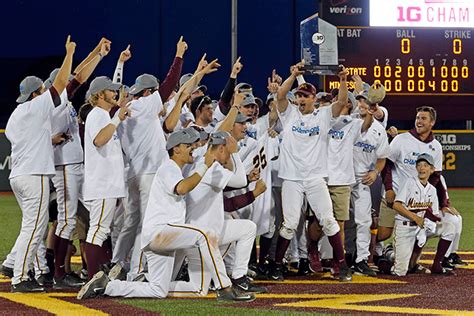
[1,252,473,315]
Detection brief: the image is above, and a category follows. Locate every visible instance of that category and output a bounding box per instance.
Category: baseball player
[82,76,128,279]
[392,153,454,276]
[5,36,75,292]
[47,38,112,289]
[268,63,352,282]
[78,128,254,301]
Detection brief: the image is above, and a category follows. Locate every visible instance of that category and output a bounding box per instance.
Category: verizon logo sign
[370,0,473,28]
[329,5,363,15]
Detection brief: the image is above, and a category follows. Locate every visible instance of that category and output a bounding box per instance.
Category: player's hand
[99,41,111,57]
[202,58,221,75]
[204,147,216,167]
[268,128,279,138]
[231,56,243,78]
[118,102,131,121]
[93,37,111,54]
[387,126,398,138]
[195,53,208,72]
[362,170,378,186]
[176,36,188,58]
[253,179,267,198]
[119,44,132,62]
[442,206,460,216]
[338,65,349,80]
[248,167,260,182]
[52,133,67,145]
[414,215,425,228]
[225,135,238,154]
[65,35,76,55]
[267,76,280,94]
[290,60,305,77]
[385,189,396,208]
[117,86,129,107]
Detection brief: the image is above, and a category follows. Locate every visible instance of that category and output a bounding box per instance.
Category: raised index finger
[126,44,131,50]
[66,35,71,43]
[235,56,241,64]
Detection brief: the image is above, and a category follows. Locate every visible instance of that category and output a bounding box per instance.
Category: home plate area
[0,252,473,315]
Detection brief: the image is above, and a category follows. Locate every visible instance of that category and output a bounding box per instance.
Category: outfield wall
[0,130,472,191]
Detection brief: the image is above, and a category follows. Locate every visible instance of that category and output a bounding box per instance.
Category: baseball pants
[51,164,83,240]
[280,178,339,240]
[10,175,50,285]
[441,212,462,256]
[105,224,231,298]
[351,181,372,263]
[85,198,118,246]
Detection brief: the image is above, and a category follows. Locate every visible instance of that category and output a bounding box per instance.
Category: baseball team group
[1,36,466,302]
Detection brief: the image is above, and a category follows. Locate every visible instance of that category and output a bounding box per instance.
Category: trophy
[300,13,340,75]
[367,82,386,104]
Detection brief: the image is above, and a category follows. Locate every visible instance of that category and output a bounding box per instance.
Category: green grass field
[0,190,472,315]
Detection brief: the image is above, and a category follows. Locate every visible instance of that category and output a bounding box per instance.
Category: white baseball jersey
[388,132,442,193]
[377,106,389,129]
[6,90,65,179]
[278,104,333,180]
[141,159,184,248]
[117,91,168,179]
[51,95,83,166]
[395,177,439,221]
[353,119,390,179]
[327,115,363,186]
[83,107,126,200]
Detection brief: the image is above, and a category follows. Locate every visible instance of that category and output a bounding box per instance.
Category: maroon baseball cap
[295,83,317,97]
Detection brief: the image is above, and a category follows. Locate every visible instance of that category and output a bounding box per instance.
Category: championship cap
[44,68,75,89]
[88,76,121,96]
[235,82,252,93]
[17,76,44,103]
[241,93,257,107]
[355,90,369,100]
[266,93,275,105]
[295,83,317,97]
[416,153,435,166]
[129,74,159,95]
[235,112,252,124]
[316,92,332,103]
[179,73,207,93]
[166,127,200,150]
[208,131,230,146]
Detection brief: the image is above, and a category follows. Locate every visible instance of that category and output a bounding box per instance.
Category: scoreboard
[320,0,474,120]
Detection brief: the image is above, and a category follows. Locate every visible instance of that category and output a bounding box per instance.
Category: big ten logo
[397,7,422,22]
[435,134,456,145]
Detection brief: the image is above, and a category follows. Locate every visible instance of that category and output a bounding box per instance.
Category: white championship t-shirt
[51,92,83,166]
[388,132,442,193]
[141,159,184,248]
[327,115,363,186]
[117,91,168,179]
[83,107,126,200]
[6,90,63,179]
[278,104,333,180]
[395,177,439,221]
[353,119,390,180]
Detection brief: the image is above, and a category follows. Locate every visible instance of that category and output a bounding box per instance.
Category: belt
[401,221,418,227]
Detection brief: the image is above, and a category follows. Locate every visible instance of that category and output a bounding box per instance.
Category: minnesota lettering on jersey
[407,198,432,211]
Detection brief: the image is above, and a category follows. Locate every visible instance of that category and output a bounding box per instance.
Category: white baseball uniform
[351,120,390,263]
[104,159,232,298]
[5,89,62,285]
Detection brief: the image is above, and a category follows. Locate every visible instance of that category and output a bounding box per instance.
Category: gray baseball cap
[129,74,159,95]
[179,73,193,87]
[416,153,435,166]
[44,68,75,89]
[266,93,275,104]
[241,93,257,107]
[235,112,252,124]
[208,131,230,145]
[347,91,357,108]
[17,76,44,103]
[166,127,201,150]
[89,76,122,96]
[235,82,252,93]
[355,91,369,101]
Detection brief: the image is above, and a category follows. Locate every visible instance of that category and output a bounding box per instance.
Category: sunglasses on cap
[197,96,212,111]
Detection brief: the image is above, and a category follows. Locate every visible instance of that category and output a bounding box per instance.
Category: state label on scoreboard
[434,131,473,187]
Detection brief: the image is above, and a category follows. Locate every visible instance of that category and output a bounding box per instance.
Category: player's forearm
[112,61,124,84]
[219,77,237,114]
[430,172,450,208]
[381,159,394,191]
[374,158,386,174]
[217,106,238,132]
[93,125,117,147]
[332,76,347,117]
[53,50,75,96]
[164,95,184,132]
[75,54,102,84]
[175,173,202,195]
[393,202,419,222]
[159,57,184,102]
[223,191,255,212]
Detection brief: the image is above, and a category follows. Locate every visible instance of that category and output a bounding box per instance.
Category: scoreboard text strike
[326,28,472,96]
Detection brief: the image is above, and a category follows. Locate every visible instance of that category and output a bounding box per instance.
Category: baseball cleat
[409,264,431,274]
[77,271,109,300]
[216,286,256,302]
[338,265,353,282]
[36,273,54,287]
[1,265,13,278]
[353,260,377,277]
[108,263,127,281]
[297,258,311,276]
[232,276,267,294]
[431,267,455,276]
[54,273,85,289]
[11,280,45,293]
[267,262,284,281]
[449,253,468,267]
[441,257,456,271]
